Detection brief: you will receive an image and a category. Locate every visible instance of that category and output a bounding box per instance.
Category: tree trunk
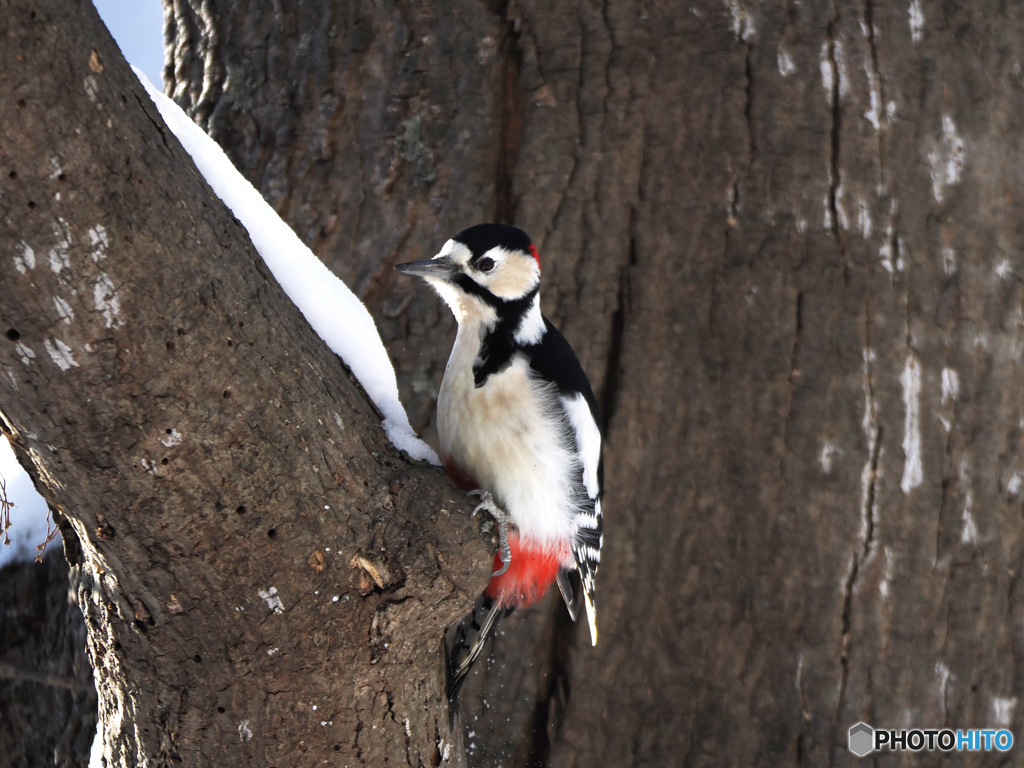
[1,0,491,765]
[0,551,96,768]
[165,0,1024,765]
[5,0,1024,765]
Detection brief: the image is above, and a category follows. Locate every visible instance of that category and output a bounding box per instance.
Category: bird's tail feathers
[556,567,581,621]
[446,594,513,714]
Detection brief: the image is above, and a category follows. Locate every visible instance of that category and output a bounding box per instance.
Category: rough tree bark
[5,0,1024,765]
[1,0,492,765]
[163,0,1024,766]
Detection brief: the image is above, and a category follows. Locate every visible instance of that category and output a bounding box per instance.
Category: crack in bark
[776,290,804,526]
[493,1,525,224]
[523,605,576,767]
[795,652,810,767]
[599,216,634,429]
[829,299,882,767]
[133,91,171,150]
[744,42,756,163]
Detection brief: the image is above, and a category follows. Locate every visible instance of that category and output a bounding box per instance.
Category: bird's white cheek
[486,262,539,299]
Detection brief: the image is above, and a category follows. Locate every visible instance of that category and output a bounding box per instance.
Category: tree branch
[0,0,488,764]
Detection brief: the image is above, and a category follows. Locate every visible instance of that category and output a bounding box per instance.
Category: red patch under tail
[485,533,564,610]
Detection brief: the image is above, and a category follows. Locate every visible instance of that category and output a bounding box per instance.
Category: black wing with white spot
[524,318,604,645]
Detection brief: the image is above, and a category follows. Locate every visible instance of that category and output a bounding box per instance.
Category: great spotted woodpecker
[395,224,603,701]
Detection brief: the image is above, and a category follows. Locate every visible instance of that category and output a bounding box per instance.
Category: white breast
[437,327,579,558]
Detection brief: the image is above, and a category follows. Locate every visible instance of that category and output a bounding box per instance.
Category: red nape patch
[485,534,563,610]
[528,244,541,271]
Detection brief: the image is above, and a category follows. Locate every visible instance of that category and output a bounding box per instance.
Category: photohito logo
[848,722,1013,756]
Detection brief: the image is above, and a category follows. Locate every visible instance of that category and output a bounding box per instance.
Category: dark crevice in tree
[777,290,804,506]
[599,216,633,431]
[524,603,576,768]
[833,421,880,710]
[830,293,882,766]
[791,290,804,373]
[859,429,881,568]
[493,1,525,225]
[795,651,811,767]
[743,42,755,163]
[889,214,900,276]
[133,91,170,150]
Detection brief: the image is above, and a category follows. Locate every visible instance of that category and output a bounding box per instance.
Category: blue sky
[94,0,165,86]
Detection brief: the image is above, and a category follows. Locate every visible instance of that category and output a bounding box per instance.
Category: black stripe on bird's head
[395,223,543,315]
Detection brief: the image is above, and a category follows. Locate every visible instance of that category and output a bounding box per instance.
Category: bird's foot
[468,490,512,577]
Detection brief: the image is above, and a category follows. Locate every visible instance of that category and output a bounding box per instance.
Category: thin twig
[0,661,94,692]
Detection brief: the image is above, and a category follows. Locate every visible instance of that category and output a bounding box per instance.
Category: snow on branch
[134,69,438,465]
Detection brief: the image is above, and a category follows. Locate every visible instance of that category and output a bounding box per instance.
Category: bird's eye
[478,257,495,272]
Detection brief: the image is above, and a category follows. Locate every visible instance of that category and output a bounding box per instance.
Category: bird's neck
[453,291,544,388]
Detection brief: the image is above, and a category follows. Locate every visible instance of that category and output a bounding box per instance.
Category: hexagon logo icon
[848,722,874,757]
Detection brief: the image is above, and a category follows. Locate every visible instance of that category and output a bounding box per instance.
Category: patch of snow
[44,338,78,371]
[938,366,958,432]
[909,0,924,43]
[960,459,977,544]
[160,429,182,448]
[820,441,839,474]
[84,76,99,103]
[134,68,438,465]
[928,115,965,203]
[941,367,959,405]
[87,225,109,262]
[864,63,883,130]
[935,662,950,717]
[13,241,35,274]
[859,348,879,543]
[878,547,893,600]
[961,508,977,543]
[900,355,922,493]
[820,42,833,95]
[834,182,849,231]
[833,40,849,97]
[15,342,36,366]
[726,0,756,41]
[993,696,1016,727]
[258,586,284,614]
[857,200,872,239]
[53,295,74,324]
[93,273,123,328]
[49,229,71,273]
[777,47,795,77]
[942,246,956,275]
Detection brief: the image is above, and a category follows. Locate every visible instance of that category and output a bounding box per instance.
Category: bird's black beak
[394,256,456,280]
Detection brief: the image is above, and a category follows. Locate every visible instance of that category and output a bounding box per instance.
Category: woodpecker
[395,224,603,702]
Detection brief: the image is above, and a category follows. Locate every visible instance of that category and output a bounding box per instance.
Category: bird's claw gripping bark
[468,490,512,577]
